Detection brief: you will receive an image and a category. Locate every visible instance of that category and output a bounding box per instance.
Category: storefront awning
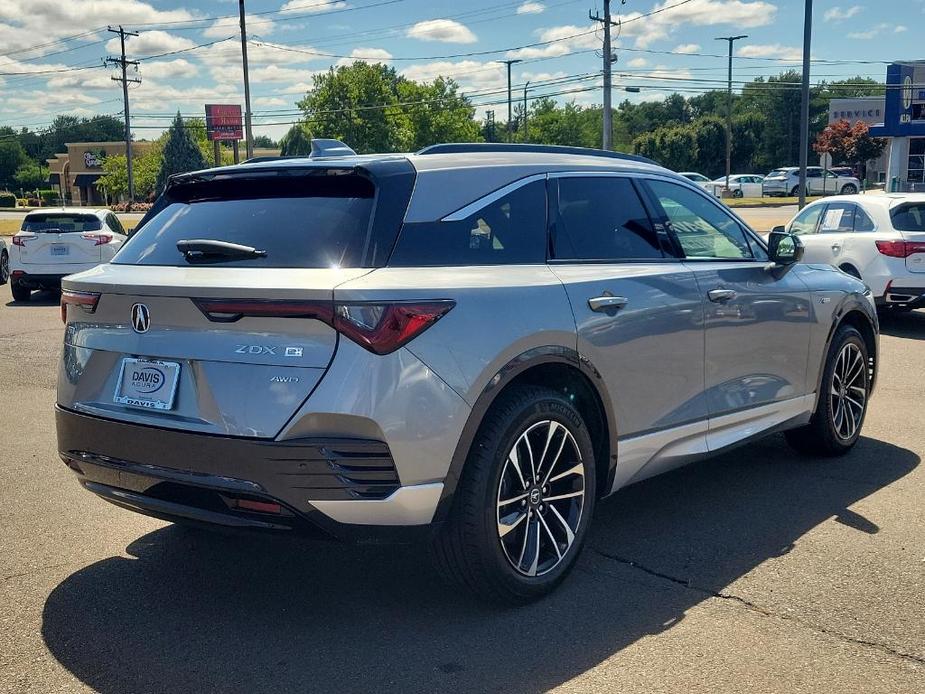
[74,173,101,187]
[47,173,60,185]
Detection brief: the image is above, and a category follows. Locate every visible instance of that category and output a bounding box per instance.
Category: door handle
[831,243,841,252]
[708,288,737,303]
[588,295,628,312]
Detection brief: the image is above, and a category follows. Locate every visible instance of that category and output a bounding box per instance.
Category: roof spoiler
[241,138,357,164]
[416,142,658,166]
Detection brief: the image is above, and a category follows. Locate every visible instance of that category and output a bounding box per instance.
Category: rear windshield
[891,203,925,232]
[114,173,378,268]
[766,169,788,177]
[22,214,102,233]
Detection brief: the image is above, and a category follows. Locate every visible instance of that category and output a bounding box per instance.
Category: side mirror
[770,225,786,234]
[768,230,804,266]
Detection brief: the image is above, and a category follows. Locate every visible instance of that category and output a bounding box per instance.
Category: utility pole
[522,80,530,143]
[238,0,254,159]
[715,34,747,194]
[502,59,521,142]
[798,0,813,209]
[590,1,618,150]
[485,110,495,142]
[106,26,140,210]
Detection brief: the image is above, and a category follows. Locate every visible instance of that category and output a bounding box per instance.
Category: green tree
[253,134,277,148]
[156,113,208,194]
[97,154,128,199]
[398,76,481,150]
[13,161,49,190]
[691,117,726,178]
[279,123,313,155]
[731,112,766,172]
[0,133,28,189]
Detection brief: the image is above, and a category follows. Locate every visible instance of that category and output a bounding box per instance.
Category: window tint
[647,180,753,259]
[789,205,823,235]
[114,174,378,268]
[854,207,875,232]
[106,213,125,235]
[552,177,662,261]
[389,180,546,266]
[891,203,925,232]
[819,203,856,233]
[21,214,102,233]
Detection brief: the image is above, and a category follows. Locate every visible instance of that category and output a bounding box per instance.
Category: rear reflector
[192,298,455,355]
[60,290,101,323]
[234,498,282,514]
[876,240,925,258]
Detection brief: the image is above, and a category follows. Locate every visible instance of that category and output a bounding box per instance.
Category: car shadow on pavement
[878,309,925,341]
[4,289,60,307]
[41,434,917,694]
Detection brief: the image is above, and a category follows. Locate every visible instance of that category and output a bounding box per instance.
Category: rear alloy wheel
[10,279,30,302]
[733,188,744,198]
[432,386,596,604]
[0,251,8,285]
[785,325,869,456]
[840,184,858,195]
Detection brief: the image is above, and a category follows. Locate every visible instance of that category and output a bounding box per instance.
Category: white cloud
[141,59,198,80]
[627,57,648,67]
[617,0,777,48]
[507,24,599,59]
[105,31,195,57]
[210,63,318,85]
[895,25,908,32]
[45,71,117,91]
[517,2,546,14]
[203,14,274,39]
[254,96,288,107]
[406,19,477,44]
[847,23,889,39]
[823,5,861,22]
[278,81,315,95]
[198,39,317,67]
[280,0,347,13]
[673,43,701,54]
[737,43,803,61]
[401,60,505,92]
[335,47,393,66]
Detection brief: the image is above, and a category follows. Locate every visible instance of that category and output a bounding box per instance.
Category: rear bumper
[877,283,925,307]
[10,272,68,289]
[56,406,443,542]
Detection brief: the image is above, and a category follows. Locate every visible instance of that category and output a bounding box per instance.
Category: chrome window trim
[440,173,548,222]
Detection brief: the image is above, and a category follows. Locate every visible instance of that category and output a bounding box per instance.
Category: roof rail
[243,138,358,164]
[416,142,657,165]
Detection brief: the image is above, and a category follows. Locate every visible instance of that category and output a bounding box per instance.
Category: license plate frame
[50,245,69,256]
[113,358,181,411]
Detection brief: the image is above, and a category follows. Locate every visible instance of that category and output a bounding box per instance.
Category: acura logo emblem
[131,303,151,333]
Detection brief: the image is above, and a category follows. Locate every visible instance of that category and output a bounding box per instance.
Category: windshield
[891,203,925,232]
[114,173,379,268]
[21,214,102,233]
[766,169,788,178]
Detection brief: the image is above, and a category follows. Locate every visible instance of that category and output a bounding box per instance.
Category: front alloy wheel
[496,420,585,577]
[829,342,867,441]
[0,251,8,285]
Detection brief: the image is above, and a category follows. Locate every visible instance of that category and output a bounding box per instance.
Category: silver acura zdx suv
[57,142,878,603]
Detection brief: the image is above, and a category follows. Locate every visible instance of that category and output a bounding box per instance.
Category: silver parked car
[57,142,879,603]
[763,166,861,197]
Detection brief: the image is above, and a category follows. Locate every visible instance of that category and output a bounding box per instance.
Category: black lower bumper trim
[13,273,67,289]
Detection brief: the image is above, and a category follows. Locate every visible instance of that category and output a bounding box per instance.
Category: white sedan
[779,194,925,310]
[9,208,127,302]
[710,174,765,198]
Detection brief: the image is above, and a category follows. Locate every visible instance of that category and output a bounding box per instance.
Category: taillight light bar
[193,298,455,355]
[82,233,113,246]
[12,235,30,247]
[60,290,101,323]
[875,240,925,258]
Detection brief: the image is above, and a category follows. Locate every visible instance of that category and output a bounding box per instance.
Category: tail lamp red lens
[82,233,113,246]
[193,298,455,355]
[60,290,101,323]
[875,240,925,258]
[12,235,29,247]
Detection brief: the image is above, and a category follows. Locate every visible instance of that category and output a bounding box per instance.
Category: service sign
[205,104,243,141]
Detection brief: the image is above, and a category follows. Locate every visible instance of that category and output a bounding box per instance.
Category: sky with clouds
[0,0,920,143]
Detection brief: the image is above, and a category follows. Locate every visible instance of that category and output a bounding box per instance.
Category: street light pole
[502,59,521,143]
[715,34,747,194]
[798,0,813,209]
[522,80,530,143]
[238,0,254,159]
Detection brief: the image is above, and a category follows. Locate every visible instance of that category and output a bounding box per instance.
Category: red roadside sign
[205,104,243,141]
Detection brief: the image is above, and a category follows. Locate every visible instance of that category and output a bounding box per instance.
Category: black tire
[785,324,869,456]
[840,184,858,195]
[733,188,744,198]
[10,279,30,302]
[0,250,8,286]
[789,186,801,197]
[432,385,597,604]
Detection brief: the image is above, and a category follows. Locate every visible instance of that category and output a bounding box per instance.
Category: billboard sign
[205,104,243,141]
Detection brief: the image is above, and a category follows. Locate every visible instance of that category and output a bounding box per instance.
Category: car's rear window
[766,169,787,177]
[114,173,378,268]
[891,203,925,232]
[22,214,102,233]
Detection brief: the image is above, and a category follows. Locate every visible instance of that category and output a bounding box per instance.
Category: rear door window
[388,180,546,266]
[891,204,925,231]
[552,176,662,261]
[114,174,379,268]
[21,214,102,233]
[819,203,856,233]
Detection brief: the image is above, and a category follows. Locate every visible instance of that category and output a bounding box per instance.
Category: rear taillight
[876,240,925,258]
[12,235,28,247]
[81,233,113,246]
[60,290,101,323]
[193,298,455,355]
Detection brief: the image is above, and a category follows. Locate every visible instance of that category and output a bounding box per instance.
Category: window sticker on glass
[822,208,844,231]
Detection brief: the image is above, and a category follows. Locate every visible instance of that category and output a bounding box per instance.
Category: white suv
[9,208,127,302]
[763,167,861,198]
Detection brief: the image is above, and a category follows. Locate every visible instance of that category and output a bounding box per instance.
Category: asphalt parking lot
[1,292,923,694]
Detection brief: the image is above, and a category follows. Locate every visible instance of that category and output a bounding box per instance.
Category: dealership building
[828,61,925,190]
